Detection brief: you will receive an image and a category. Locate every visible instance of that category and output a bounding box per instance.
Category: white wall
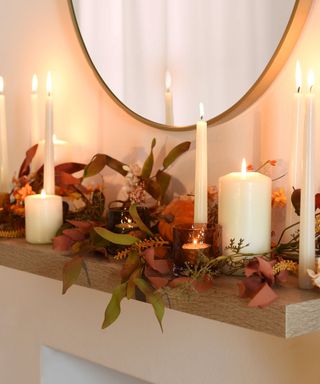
[1,0,320,383]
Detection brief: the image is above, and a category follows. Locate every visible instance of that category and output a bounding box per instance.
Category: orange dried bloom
[269,160,277,166]
[246,164,254,171]
[14,183,35,202]
[272,188,287,208]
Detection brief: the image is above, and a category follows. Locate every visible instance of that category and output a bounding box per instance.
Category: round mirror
[68,0,312,130]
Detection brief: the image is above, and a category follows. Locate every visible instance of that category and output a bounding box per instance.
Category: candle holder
[173,223,221,275]
[107,200,150,254]
[0,192,9,209]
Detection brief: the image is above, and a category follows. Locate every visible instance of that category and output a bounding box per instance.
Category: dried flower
[246,164,254,171]
[13,183,35,202]
[307,269,320,288]
[269,160,277,166]
[272,188,287,208]
[272,260,297,275]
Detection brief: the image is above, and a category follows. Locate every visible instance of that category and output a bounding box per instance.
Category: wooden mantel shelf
[0,238,320,339]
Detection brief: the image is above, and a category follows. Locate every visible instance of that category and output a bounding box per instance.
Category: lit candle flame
[165,70,171,92]
[32,74,38,93]
[193,239,198,245]
[199,102,204,120]
[241,158,247,176]
[0,76,4,94]
[46,71,52,96]
[307,69,315,92]
[40,189,47,198]
[296,61,302,93]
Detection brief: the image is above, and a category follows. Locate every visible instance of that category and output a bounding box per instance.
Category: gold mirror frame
[68,0,313,131]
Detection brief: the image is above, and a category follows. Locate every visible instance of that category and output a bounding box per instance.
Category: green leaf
[84,154,128,178]
[134,278,165,332]
[83,154,107,178]
[162,141,191,170]
[94,227,140,245]
[129,204,153,236]
[105,155,128,176]
[121,249,141,282]
[102,283,127,329]
[62,255,84,294]
[90,229,109,248]
[126,267,143,299]
[141,138,156,179]
[156,170,171,202]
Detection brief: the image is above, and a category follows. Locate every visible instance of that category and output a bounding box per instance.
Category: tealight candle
[218,159,271,254]
[25,190,63,244]
[172,223,218,275]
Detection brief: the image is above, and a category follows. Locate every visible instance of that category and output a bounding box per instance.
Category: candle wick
[297,86,301,93]
[200,115,204,121]
[309,85,313,92]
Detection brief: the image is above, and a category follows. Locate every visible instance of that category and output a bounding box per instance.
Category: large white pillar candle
[165,71,174,126]
[218,159,272,254]
[299,70,315,289]
[0,76,10,193]
[44,71,55,195]
[25,190,63,244]
[194,102,208,224]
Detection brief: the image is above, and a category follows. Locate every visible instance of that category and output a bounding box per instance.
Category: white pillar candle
[194,102,208,224]
[31,74,40,146]
[44,72,55,195]
[299,70,315,289]
[165,71,174,126]
[0,76,10,193]
[287,61,304,229]
[25,190,63,244]
[218,159,272,254]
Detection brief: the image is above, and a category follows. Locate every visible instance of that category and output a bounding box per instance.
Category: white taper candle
[44,72,55,195]
[194,102,208,224]
[299,70,316,289]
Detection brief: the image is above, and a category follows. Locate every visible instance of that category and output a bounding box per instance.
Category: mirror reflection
[71,0,295,127]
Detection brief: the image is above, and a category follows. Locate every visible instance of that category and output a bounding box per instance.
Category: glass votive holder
[173,223,222,275]
[107,200,150,254]
[107,201,150,234]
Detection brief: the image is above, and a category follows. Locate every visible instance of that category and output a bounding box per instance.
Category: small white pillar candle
[0,76,10,193]
[31,74,40,146]
[164,70,174,126]
[25,190,63,244]
[218,159,271,254]
[44,71,55,195]
[194,102,208,224]
[299,70,315,289]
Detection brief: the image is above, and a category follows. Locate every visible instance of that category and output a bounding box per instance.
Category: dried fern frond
[273,260,297,275]
[114,236,170,260]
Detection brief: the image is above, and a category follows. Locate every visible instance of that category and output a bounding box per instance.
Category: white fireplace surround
[41,346,149,384]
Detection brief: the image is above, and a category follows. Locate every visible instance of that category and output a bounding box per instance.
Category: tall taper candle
[194,102,208,223]
[299,70,315,289]
[165,71,174,126]
[44,72,55,195]
[287,61,304,229]
[0,76,10,193]
[31,74,40,146]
